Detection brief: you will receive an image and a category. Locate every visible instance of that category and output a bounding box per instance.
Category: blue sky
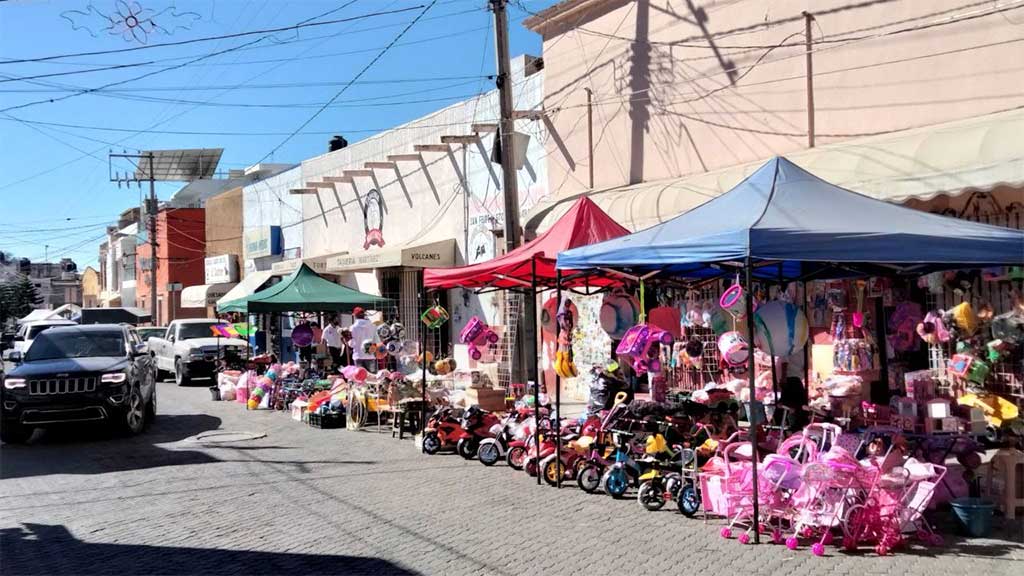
[0,0,554,268]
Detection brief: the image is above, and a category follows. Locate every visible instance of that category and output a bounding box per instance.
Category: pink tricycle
[460,316,499,360]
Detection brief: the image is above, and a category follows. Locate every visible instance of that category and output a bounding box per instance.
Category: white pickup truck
[148,319,248,386]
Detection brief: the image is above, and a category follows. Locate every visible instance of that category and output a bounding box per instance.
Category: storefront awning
[325,239,456,273]
[181,283,237,309]
[527,108,1024,234]
[216,270,276,310]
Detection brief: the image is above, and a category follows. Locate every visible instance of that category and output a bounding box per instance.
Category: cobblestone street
[1,381,1021,575]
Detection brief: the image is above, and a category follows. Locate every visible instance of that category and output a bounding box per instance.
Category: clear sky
[0,0,555,268]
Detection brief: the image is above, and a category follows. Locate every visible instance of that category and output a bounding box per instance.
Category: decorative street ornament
[62,1,200,45]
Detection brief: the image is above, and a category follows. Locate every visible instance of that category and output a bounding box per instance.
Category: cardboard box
[463,387,506,412]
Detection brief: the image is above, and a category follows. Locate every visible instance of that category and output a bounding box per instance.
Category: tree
[0,280,12,327]
[6,274,42,320]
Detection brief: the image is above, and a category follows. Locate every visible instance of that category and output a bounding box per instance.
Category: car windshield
[27,324,67,339]
[26,330,126,361]
[137,328,164,340]
[177,322,220,340]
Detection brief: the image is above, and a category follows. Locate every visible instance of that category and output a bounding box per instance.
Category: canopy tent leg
[531,257,541,486]
[419,276,428,453]
[744,258,761,544]
[874,294,889,404]
[555,268,562,489]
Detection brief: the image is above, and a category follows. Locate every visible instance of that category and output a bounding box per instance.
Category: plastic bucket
[950,497,994,537]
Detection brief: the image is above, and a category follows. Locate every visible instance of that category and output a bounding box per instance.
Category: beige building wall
[526,0,1024,198]
[81,267,100,308]
[205,186,244,261]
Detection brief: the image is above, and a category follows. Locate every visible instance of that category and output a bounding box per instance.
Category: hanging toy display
[553,298,578,378]
[752,300,809,357]
[833,339,875,373]
[459,316,500,361]
[717,331,749,368]
[420,303,450,329]
[719,283,746,321]
[376,321,406,357]
[677,337,704,369]
[615,325,673,373]
[916,311,951,345]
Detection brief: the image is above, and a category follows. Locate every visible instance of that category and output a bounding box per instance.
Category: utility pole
[490,0,529,384]
[490,0,521,253]
[803,11,815,148]
[147,152,158,325]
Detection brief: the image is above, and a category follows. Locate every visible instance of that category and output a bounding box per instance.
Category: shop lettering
[410,253,440,261]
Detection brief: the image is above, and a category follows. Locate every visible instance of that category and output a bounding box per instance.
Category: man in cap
[348,307,378,372]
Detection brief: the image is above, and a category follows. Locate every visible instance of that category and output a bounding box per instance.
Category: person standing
[321,317,344,369]
[349,307,378,372]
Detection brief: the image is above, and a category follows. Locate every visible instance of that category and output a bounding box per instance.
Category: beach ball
[753,300,808,357]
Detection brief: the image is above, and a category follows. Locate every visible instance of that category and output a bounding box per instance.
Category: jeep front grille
[28,377,97,395]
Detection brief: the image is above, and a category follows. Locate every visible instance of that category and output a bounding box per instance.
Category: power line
[0,74,491,93]
[0,5,427,65]
[256,0,440,164]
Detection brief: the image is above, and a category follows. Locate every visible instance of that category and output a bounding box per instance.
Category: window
[26,330,126,361]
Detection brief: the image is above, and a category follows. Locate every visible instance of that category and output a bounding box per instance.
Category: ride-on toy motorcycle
[478,408,532,466]
[421,407,466,455]
[457,405,501,459]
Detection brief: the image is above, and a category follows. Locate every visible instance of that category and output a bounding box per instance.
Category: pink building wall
[526,0,1024,197]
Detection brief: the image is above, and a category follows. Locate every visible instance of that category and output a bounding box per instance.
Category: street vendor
[349,307,379,372]
[321,316,345,369]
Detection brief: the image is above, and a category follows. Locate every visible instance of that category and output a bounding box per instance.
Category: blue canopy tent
[557,156,1023,542]
[557,157,1023,280]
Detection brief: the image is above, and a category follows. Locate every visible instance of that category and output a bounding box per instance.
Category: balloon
[753,300,809,357]
[266,370,278,382]
[247,398,259,410]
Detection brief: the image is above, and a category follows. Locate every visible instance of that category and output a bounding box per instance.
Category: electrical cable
[0,5,428,64]
[255,0,439,164]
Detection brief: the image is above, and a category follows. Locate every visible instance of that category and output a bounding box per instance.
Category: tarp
[219,263,388,313]
[423,196,630,289]
[557,157,1024,280]
[181,283,236,309]
[216,270,276,313]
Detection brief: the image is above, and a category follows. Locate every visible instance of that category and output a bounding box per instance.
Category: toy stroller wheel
[785,537,799,550]
[477,442,500,466]
[576,465,602,493]
[811,543,825,556]
[720,528,732,539]
[822,532,834,546]
[677,482,701,517]
[457,438,478,460]
[603,469,629,498]
[840,504,866,541]
[422,433,441,455]
[875,544,889,556]
[842,536,857,552]
[506,446,526,470]
[771,529,783,545]
[637,481,666,511]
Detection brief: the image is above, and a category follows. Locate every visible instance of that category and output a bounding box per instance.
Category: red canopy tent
[423,196,630,290]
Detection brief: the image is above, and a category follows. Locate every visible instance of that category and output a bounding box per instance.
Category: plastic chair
[987,448,1024,520]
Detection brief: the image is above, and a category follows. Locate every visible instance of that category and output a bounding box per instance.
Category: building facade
[524,0,1024,229]
[136,208,207,325]
[80,266,100,308]
[98,208,140,308]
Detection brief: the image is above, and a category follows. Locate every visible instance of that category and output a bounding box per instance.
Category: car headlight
[101,372,127,383]
[3,378,26,390]
[189,351,205,360]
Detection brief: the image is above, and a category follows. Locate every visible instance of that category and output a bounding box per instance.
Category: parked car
[1,324,156,444]
[2,319,77,361]
[136,326,167,342]
[148,319,247,386]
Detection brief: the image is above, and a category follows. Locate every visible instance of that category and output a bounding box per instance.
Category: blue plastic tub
[950,497,994,537]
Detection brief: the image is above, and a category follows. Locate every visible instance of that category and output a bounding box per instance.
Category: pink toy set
[699,422,946,556]
[615,324,674,373]
[459,316,500,360]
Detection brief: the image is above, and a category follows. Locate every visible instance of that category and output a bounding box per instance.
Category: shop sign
[205,254,239,284]
[271,259,301,275]
[326,240,454,272]
[244,226,282,258]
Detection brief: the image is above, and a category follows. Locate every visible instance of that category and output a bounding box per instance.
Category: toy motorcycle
[478,408,532,466]
[421,407,466,455]
[457,405,501,460]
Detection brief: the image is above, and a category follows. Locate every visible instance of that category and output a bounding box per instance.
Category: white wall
[242,165,304,269]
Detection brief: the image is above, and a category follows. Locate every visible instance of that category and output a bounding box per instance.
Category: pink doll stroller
[785,445,863,555]
[841,459,946,555]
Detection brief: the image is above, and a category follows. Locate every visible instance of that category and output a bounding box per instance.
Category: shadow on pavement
[0,414,223,480]
[1,523,421,575]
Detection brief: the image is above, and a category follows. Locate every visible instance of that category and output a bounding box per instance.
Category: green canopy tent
[217,263,389,313]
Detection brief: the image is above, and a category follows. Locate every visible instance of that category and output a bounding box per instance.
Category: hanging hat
[600,291,638,340]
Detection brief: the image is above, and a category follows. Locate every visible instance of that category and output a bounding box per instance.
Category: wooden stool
[987,448,1024,520]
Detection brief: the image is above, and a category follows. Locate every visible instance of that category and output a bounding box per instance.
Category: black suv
[1,324,156,443]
